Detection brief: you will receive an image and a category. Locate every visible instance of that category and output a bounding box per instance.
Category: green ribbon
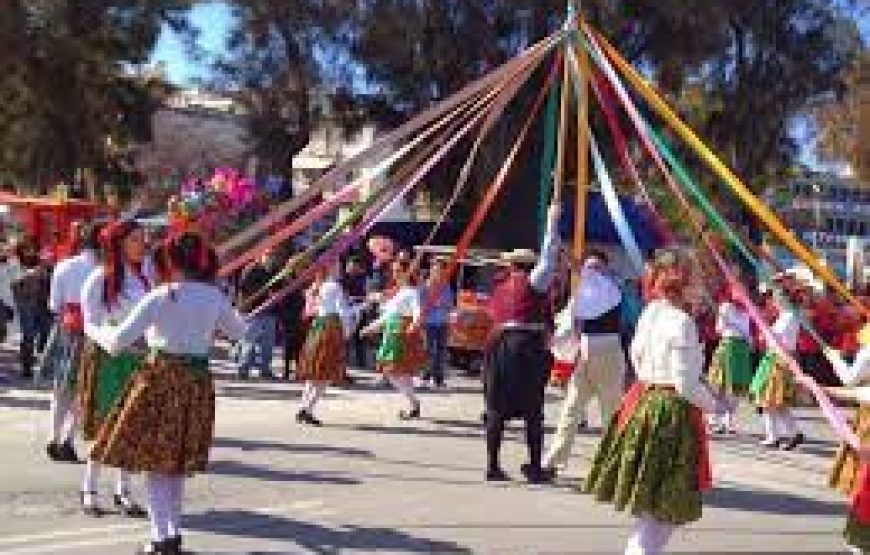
[538,77,559,242]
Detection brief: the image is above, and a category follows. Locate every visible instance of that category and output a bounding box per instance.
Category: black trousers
[485,408,545,471]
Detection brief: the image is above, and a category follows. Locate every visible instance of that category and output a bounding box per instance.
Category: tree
[0,1,192,195]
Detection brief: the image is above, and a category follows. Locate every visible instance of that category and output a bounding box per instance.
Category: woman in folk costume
[807,323,870,554]
[480,203,560,484]
[78,219,152,518]
[43,222,102,464]
[295,261,358,426]
[583,251,720,555]
[88,231,246,555]
[749,288,805,450]
[707,284,754,435]
[361,259,427,419]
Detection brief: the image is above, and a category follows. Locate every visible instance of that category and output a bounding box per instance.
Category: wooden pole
[570,1,590,285]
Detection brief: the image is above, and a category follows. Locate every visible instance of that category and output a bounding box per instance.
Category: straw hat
[500,248,537,265]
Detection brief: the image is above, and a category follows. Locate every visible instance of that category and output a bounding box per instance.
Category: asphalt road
[0,344,856,554]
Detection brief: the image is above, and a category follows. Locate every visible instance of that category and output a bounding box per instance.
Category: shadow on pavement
[707,483,843,516]
[209,460,361,486]
[184,509,472,554]
[213,437,375,459]
[0,394,50,411]
[215,385,309,402]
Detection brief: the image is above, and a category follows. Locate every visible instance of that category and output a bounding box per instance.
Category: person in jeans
[10,236,52,379]
[235,251,280,380]
[421,257,453,388]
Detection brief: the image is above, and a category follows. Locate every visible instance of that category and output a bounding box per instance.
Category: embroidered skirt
[708,337,753,397]
[583,383,711,526]
[77,340,143,441]
[90,353,214,475]
[296,315,347,383]
[376,316,427,377]
[749,352,796,409]
[828,404,870,553]
[483,328,551,418]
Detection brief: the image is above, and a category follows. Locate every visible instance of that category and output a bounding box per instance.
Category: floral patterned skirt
[376,316,427,377]
[829,405,870,553]
[76,340,143,441]
[89,353,214,475]
[750,352,796,409]
[296,315,346,383]
[708,337,753,397]
[583,385,709,526]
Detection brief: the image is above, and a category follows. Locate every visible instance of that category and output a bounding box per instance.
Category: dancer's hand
[794,372,815,389]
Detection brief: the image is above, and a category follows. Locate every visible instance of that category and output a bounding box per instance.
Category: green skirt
[750,351,795,409]
[583,389,704,525]
[95,352,143,420]
[846,513,870,554]
[708,337,753,396]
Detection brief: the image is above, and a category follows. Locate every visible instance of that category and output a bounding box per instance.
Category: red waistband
[61,304,83,333]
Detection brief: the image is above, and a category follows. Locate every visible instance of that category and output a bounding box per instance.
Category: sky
[149,1,234,86]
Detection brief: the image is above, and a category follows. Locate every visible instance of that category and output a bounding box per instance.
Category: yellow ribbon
[585,25,864,314]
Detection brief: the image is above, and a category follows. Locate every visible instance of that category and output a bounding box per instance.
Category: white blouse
[81,265,153,344]
[769,310,800,353]
[90,282,246,357]
[373,286,421,326]
[716,302,752,341]
[630,300,717,412]
[833,346,870,386]
[314,279,357,337]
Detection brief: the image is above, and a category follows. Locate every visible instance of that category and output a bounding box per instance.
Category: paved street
[0,343,855,554]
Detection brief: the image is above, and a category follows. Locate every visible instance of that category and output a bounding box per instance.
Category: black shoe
[399,404,421,420]
[296,410,323,426]
[136,540,169,554]
[486,468,510,482]
[165,535,186,554]
[114,493,148,518]
[521,464,555,484]
[46,442,62,461]
[80,491,105,517]
[781,433,805,451]
[57,441,81,463]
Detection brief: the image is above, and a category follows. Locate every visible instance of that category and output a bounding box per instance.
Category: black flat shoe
[114,493,148,518]
[57,441,81,463]
[165,535,187,554]
[46,442,62,461]
[781,433,805,451]
[399,404,421,420]
[521,464,555,484]
[136,540,169,554]
[296,410,323,426]
[486,468,510,482]
[80,492,105,518]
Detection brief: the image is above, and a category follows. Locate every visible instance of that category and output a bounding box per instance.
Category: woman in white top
[707,285,754,434]
[749,289,804,449]
[361,259,426,419]
[583,251,719,555]
[87,232,246,555]
[78,219,153,519]
[295,262,358,426]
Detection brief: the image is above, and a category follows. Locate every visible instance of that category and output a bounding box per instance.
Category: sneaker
[57,441,81,463]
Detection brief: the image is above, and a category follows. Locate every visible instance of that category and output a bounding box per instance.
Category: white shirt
[91,282,246,357]
[82,264,153,343]
[833,346,870,386]
[374,286,421,325]
[630,300,717,412]
[49,250,98,313]
[716,302,751,341]
[314,279,357,337]
[769,310,800,353]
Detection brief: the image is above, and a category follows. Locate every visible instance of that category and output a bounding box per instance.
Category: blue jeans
[16,304,51,376]
[424,324,448,385]
[237,314,277,378]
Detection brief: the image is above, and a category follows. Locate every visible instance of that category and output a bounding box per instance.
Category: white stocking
[145,473,173,542]
[302,381,327,413]
[389,375,418,409]
[625,514,675,555]
[82,459,100,505]
[167,476,185,538]
[762,411,778,442]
